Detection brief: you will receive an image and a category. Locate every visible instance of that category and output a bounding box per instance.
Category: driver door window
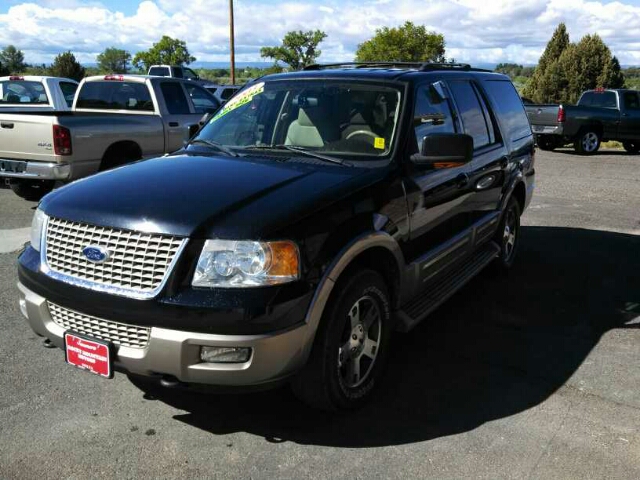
[413,84,456,151]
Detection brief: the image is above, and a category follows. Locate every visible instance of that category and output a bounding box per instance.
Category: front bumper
[0,159,70,180]
[18,281,313,386]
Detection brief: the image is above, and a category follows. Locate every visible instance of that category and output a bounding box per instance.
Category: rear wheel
[9,179,55,201]
[623,141,640,154]
[291,269,391,411]
[99,144,142,171]
[574,130,601,155]
[492,196,521,270]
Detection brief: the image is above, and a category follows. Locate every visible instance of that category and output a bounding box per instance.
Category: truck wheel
[291,269,392,411]
[99,145,142,171]
[9,179,55,201]
[492,196,521,270]
[574,130,601,155]
[622,142,640,154]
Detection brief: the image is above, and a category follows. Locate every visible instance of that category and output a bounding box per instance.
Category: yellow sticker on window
[210,82,265,122]
[374,137,385,150]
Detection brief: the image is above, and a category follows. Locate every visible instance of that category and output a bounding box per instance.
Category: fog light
[19,298,28,318]
[200,346,251,363]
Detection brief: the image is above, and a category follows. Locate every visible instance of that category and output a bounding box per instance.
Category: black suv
[18,63,535,411]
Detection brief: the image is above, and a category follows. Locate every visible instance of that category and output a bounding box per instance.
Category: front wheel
[623,141,640,154]
[9,179,55,201]
[574,130,601,155]
[291,269,391,411]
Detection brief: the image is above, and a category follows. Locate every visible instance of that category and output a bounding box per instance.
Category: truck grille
[44,217,184,297]
[48,302,150,348]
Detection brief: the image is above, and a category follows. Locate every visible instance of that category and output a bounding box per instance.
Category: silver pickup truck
[0,75,220,200]
[0,76,78,112]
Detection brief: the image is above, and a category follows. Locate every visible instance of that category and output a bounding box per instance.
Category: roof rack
[303,62,484,72]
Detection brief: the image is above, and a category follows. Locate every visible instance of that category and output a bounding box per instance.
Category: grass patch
[601,140,624,149]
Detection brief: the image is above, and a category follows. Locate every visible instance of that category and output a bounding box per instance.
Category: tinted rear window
[580,91,617,108]
[149,67,170,77]
[76,82,154,111]
[483,80,531,142]
[0,80,49,105]
[160,82,190,114]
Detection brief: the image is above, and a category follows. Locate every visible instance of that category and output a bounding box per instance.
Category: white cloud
[1,0,640,65]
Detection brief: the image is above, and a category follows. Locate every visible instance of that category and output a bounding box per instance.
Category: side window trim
[445,79,492,151]
[472,81,503,146]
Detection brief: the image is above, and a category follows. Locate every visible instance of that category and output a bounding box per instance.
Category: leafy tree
[132,36,196,71]
[522,23,570,103]
[0,45,27,73]
[0,61,8,76]
[48,51,86,81]
[260,30,327,70]
[96,47,131,73]
[355,22,445,63]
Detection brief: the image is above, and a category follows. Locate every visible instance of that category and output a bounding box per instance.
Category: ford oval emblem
[82,245,111,263]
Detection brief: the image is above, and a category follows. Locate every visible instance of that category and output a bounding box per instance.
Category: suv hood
[41,154,378,238]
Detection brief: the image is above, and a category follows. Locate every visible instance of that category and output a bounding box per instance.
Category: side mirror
[411,133,473,168]
[188,123,200,139]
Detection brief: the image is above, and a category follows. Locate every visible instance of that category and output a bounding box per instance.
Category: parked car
[525,88,640,154]
[0,76,78,112]
[204,84,241,104]
[0,74,220,200]
[17,62,535,411]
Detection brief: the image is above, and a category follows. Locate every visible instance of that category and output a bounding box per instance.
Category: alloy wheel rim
[503,208,517,260]
[582,133,598,152]
[338,295,382,388]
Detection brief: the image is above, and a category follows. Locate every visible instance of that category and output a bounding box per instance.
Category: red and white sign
[64,332,112,378]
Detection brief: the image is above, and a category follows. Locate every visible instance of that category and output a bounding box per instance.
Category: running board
[395,241,500,332]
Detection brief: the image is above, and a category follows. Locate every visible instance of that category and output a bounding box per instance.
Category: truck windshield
[76,82,154,111]
[0,80,49,105]
[195,80,403,159]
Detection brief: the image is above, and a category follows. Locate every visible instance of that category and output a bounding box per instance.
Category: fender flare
[299,231,405,358]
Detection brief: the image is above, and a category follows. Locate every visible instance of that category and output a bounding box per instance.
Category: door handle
[168,122,179,127]
[455,173,469,188]
[1,122,14,129]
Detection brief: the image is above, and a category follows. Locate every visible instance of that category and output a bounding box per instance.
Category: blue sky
[2,0,640,66]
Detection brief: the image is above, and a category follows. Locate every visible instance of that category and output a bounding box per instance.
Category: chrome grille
[44,217,184,296]
[48,302,150,348]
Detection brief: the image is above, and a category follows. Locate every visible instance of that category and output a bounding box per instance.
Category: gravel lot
[1,148,639,479]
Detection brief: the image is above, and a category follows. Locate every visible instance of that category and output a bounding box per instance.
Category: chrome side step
[396,241,500,332]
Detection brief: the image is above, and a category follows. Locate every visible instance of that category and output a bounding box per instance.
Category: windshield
[195,80,403,159]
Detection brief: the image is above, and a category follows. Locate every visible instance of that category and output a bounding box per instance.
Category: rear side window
[0,81,49,105]
[623,92,640,110]
[185,84,220,113]
[59,82,78,107]
[221,87,238,100]
[413,83,456,150]
[76,82,154,111]
[160,82,190,114]
[149,67,170,77]
[483,80,531,142]
[449,80,491,149]
[171,67,184,78]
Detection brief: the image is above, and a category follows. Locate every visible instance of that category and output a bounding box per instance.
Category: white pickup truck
[0,74,220,200]
[0,76,78,112]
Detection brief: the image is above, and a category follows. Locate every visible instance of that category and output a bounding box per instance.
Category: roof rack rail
[303,62,490,73]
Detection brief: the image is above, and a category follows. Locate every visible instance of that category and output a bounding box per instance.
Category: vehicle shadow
[130,226,640,447]
[552,147,634,156]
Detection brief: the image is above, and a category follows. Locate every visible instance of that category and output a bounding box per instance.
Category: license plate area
[0,159,27,174]
[64,331,113,379]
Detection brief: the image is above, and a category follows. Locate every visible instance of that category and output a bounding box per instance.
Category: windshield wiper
[189,139,239,157]
[244,144,350,166]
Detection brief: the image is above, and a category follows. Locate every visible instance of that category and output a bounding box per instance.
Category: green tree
[96,47,131,73]
[0,60,8,76]
[260,30,327,70]
[132,36,196,71]
[48,51,86,81]
[0,45,27,73]
[355,22,445,63]
[522,23,570,103]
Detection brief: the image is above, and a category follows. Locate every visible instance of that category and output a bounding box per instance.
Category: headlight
[30,208,47,252]
[192,240,300,288]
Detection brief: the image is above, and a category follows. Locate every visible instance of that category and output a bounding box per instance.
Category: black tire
[9,179,55,201]
[573,129,601,155]
[291,269,392,411]
[622,141,640,154]
[99,145,142,172]
[537,136,555,151]
[492,196,521,270]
